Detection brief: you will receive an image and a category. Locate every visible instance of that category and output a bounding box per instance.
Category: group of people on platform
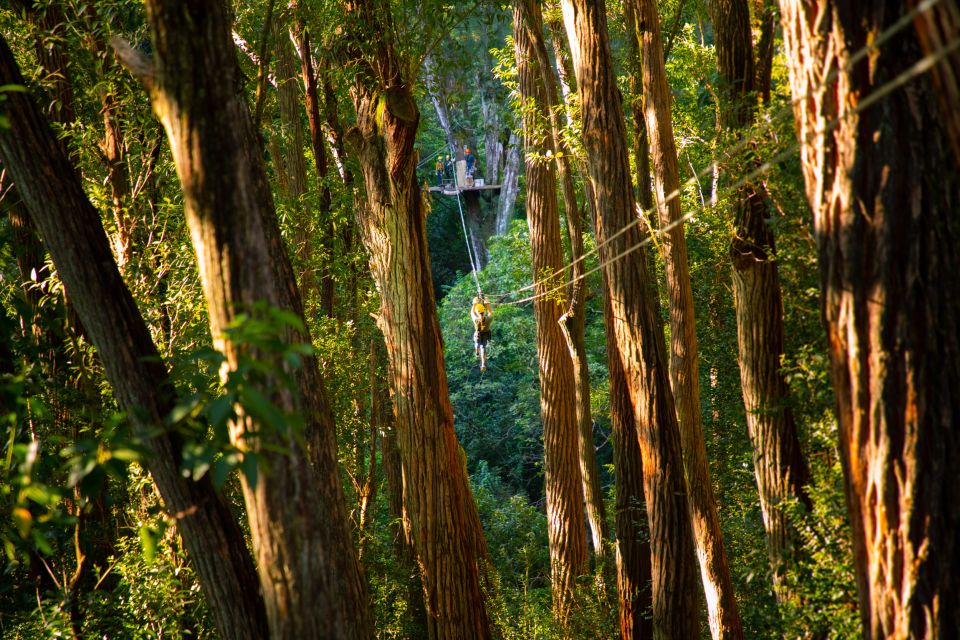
[434,147,478,187]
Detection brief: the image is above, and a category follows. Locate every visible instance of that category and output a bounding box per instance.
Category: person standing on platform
[465,147,475,177]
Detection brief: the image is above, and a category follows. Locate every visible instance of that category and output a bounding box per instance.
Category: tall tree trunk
[0,36,269,640]
[514,2,589,618]
[291,12,336,316]
[622,0,654,211]
[341,0,492,636]
[711,0,812,605]
[99,91,134,270]
[274,15,315,307]
[495,131,521,234]
[423,56,459,154]
[630,0,743,635]
[779,0,960,636]
[560,0,700,636]
[113,1,371,636]
[518,0,608,567]
[605,286,654,640]
[752,0,777,103]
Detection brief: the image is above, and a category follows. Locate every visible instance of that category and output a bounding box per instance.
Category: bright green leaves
[165,302,313,492]
[0,82,27,129]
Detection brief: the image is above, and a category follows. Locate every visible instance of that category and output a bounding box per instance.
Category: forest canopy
[0,0,958,638]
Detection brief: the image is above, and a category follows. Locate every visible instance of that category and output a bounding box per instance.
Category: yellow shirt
[471,302,492,329]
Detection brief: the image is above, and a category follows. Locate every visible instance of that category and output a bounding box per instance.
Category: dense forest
[0,0,958,637]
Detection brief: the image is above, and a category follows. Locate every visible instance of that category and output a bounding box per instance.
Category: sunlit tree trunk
[518,0,608,568]
[0,36,269,640]
[623,0,654,213]
[710,0,812,605]
[779,0,960,635]
[341,0,493,636]
[514,2,589,618]
[113,1,371,636]
[629,0,744,635]
[603,286,654,640]
[560,0,699,636]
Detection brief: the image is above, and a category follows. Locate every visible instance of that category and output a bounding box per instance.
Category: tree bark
[114,1,372,637]
[273,15,315,306]
[604,285,654,640]
[0,35,269,640]
[909,0,960,166]
[291,13,336,317]
[751,0,777,102]
[711,0,812,605]
[630,0,744,635]
[518,0,608,567]
[495,131,521,234]
[779,0,960,636]
[514,2,589,618]
[341,0,493,636]
[560,0,700,636]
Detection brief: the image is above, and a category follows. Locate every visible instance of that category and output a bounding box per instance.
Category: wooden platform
[427,183,501,195]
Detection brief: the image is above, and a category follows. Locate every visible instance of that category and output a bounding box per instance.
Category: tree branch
[109,36,154,89]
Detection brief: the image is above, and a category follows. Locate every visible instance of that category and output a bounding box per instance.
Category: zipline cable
[484,0,949,303]
[493,32,960,307]
[417,146,445,169]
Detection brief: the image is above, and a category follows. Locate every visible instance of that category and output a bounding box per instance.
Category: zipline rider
[470,296,493,371]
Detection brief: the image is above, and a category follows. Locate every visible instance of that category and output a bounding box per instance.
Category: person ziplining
[470,295,493,372]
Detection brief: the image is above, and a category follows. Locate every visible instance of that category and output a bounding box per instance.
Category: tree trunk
[710,0,812,605]
[630,0,744,635]
[274,16,315,306]
[341,0,492,636]
[560,0,700,636]
[751,0,777,102]
[291,14,336,317]
[464,190,490,268]
[514,2,589,618]
[518,0,608,567]
[495,131,521,234]
[0,35,269,640]
[99,91,134,270]
[909,0,960,166]
[114,1,371,637]
[604,285,654,640]
[623,0,654,212]
[779,0,960,636]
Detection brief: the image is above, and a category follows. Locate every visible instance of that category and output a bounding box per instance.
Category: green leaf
[139,524,157,562]
[12,507,32,538]
[212,456,235,490]
[205,396,234,436]
[239,387,287,434]
[111,447,142,462]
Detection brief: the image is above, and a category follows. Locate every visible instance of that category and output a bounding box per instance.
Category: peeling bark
[779,0,960,635]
